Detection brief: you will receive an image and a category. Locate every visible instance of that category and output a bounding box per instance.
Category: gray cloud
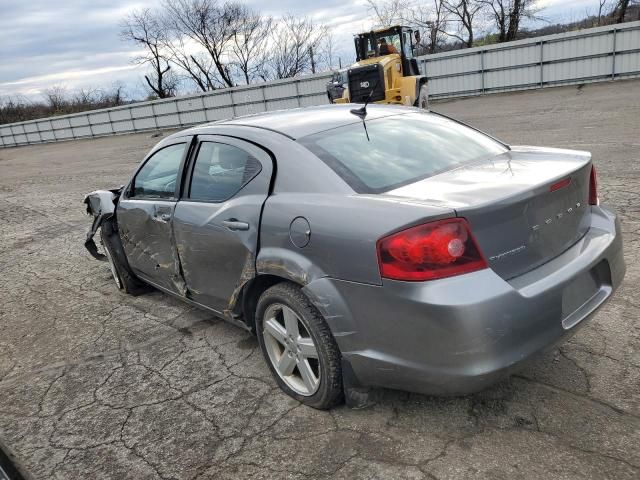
[0,0,591,99]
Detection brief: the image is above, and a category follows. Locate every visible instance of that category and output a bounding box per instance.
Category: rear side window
[298,112,507,193]
[188,142,262,202]
[132,143,185,198]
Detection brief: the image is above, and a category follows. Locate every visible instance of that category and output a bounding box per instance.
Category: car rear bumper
[303,205,625,395]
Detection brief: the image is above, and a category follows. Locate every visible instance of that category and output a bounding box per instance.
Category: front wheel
[418,84,429,109]
[256,282,343,409]
[100,219,149,295]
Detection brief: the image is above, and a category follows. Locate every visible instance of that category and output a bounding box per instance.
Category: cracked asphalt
[0,80,639,480]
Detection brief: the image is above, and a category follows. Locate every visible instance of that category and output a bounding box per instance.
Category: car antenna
[350,78,380,142]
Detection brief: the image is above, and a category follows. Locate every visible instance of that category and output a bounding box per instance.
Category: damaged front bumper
[83,187,122,261]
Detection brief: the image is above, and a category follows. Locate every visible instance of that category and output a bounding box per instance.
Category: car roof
[178,103,413,140]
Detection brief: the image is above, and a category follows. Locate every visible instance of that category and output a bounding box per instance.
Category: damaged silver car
[85,104,625,409]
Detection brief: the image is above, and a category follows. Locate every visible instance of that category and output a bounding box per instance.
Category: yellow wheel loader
[332,26,428,108]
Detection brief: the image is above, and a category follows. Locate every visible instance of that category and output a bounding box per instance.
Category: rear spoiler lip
[83,187,123,261]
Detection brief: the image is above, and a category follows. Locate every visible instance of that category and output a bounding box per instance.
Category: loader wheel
[100,219,149,295]
[418,84,429,109]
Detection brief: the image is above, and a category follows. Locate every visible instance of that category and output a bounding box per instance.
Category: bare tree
[318,30,339,70]
[366,1,450,54]
[73,87,98,108]
[597,0,612,24]
[479,0,540,42]
[98,83,127,106]
[402,1,450,53]
[614,0,630,22]
[230,8,273,85]
[442,0,484,47]
[121,8,175,98]
[264,15,328,80]
[162,0,243,88]
[43,85,68,112]
[366,0,405,27]
[161,32,218,91]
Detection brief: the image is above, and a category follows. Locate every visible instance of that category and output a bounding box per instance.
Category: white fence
[0,74,332,148]
[1,21,639,148]
[420,21,640,98]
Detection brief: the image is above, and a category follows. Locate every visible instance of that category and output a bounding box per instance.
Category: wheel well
[239,274,294,333]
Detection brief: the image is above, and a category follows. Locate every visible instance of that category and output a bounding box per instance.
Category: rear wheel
[100,219,149,295]
[256,282,343,409]
[418,84,429,109]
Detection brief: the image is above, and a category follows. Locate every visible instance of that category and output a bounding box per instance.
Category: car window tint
[132,143,185,199]
[189,142,262,202]
[298,112,507,193]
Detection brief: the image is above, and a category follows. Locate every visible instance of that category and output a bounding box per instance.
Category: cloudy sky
[0,0,598,100]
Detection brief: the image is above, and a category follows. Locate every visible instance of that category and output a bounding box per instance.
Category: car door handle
[222,219,249,231]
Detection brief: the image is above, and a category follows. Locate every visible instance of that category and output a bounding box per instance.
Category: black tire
[256,282,343,409]
[100,219,149,296]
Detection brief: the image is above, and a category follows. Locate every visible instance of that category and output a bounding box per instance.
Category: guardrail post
[480,50,485,94]
[199,95,206,122]
[261,85,267,112]
[130,106,136,132]
[175,99,182,125]
[612,28,617,80]
[539,41,544,88]
[107,109,114,134]
[87,114,94,138]
[230,93,237,118]
[150,102,159,129]
[294,80,301,107]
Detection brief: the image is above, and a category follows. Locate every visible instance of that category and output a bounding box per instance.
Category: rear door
[172,135,273,312]
[117,139,190,294]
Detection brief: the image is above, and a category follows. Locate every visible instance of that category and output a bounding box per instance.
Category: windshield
[298,112,508,193]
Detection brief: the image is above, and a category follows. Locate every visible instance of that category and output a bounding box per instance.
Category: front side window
[131,143,185,198]
[189,142,262,202]
[299,112,508,193]
[377,33,401,55]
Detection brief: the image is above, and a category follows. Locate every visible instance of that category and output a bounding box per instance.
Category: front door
[172,135,273,313]
[117,140,189,294]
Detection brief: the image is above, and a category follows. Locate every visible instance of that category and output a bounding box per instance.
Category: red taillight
[550,177,571,192]
[589,165,599,205]
[377,218,488,281]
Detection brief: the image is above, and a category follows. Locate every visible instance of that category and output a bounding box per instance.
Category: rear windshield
[298,112,508,193]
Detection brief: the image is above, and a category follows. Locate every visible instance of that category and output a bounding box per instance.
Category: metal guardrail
[1,20,639,148]
[419,21,640,99]
[0,73,332,148]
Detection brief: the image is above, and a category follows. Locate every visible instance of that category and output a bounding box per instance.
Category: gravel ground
[0,79,639,480]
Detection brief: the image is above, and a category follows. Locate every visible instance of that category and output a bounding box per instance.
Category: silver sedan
[84,104,625,409]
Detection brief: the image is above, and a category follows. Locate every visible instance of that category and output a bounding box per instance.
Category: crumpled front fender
[83,187,123,260]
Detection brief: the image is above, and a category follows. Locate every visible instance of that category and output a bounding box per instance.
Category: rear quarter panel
[258,193,455,285]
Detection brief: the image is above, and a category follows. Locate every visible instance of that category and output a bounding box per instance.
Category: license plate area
[562,260,611,330]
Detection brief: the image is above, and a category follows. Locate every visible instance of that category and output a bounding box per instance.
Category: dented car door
[117,140,189,294]
[172,135,273,313]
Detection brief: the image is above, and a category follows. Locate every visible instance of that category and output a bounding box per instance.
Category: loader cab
[353,26,420,77]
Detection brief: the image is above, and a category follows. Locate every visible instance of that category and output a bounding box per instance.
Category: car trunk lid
[386,146,593,279]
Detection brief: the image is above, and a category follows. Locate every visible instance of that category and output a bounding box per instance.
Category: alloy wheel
[262,303,320,396]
